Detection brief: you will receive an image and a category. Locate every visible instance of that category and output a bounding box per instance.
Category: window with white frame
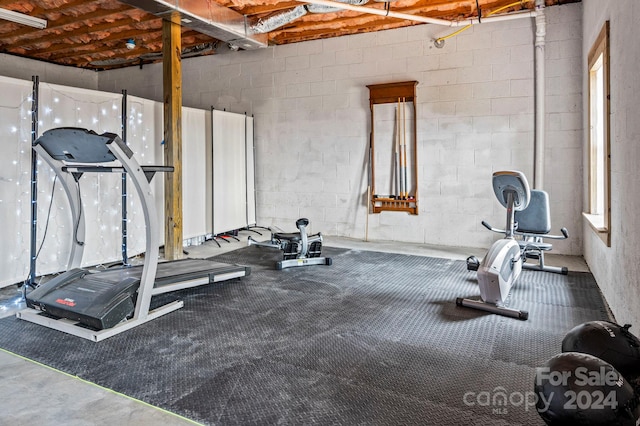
[584,21,611,246]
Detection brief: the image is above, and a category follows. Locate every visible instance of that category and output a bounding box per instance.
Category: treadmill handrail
[106,136,161,321]
[32,128,168,322]
[62,165,174,173]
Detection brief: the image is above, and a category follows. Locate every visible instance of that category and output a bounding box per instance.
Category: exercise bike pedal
[524,251,541,260]
[466,256,480,271]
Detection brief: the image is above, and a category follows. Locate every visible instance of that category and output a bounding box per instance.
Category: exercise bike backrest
[492,171,531,238]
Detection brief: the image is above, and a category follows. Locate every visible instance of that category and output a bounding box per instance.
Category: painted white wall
[98,3,583,255]
[582,0,640,326]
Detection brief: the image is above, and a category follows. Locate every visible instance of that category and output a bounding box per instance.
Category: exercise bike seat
[273,232,302,241]
[273,218,311,241]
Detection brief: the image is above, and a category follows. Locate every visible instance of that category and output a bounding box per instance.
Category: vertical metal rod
[244,112,249,227]
[365,186,370,242]
[251,114,257,226]
[210,106,216,235]
[533,0,546,189]
[505,192,516,239]
[27,75,39,288]
[402,97,408,199]
[395,98,401,198]
[365,128,372,241]
[369,101,376,201]
[121,89,129,266]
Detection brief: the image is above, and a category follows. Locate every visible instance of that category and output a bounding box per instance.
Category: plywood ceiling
[0,0,578,70]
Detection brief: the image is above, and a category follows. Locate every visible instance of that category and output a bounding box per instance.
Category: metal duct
[120,0,267,50]
[251,0,370,33]
[252,5,307,34]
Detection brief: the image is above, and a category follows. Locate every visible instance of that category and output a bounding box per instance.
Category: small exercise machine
[467,189,569,274]
[18,127,250,341]
[247,218,332,270]
[457,170,531,320]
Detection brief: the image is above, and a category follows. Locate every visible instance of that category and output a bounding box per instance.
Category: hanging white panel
[127,100,208,244]
[246,115,256,226]
[182,107,208,240]
[37,83,123,275]
[126,95,164,254]
[0,79,210,288]
[0,76,34,287]
[212,110,249,234]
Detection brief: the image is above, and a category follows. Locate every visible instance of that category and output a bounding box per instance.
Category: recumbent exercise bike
[457,170,568,320]
[247,218,332,270]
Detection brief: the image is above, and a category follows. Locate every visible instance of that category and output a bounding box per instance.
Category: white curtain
[126,95,164,254]
[246,115,256,226]
[36,83,124,273]
[0,76,34,287]
[211,110,256,234]
[0,79,245,288]
[182,107,208,239]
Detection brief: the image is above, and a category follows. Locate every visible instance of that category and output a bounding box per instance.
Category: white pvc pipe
[295,0,536,27]
[534,0,546,189]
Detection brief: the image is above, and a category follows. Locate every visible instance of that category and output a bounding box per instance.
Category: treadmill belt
[93,258,249,286]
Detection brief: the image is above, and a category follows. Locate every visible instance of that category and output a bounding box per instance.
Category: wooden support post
[162,18,183,260]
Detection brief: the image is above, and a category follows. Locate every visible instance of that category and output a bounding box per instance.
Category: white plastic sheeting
[0,78,252,288]
[211,109,256,235]
[0,76,33,288]
[37,83,124,273]
[182,106,208,240]
[125,95,164,255]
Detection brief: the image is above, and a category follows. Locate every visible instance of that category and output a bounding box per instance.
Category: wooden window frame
[583,21,611,247]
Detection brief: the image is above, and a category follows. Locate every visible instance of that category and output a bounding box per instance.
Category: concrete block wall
[0,53,98,90]
[98,2,583,254]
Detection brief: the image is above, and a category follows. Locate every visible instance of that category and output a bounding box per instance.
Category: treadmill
[17,128,250,341]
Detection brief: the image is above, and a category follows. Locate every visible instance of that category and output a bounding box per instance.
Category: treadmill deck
[94,258,250,294]
[22,258,250,332]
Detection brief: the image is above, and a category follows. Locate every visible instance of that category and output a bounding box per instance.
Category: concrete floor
[0,235,589,425]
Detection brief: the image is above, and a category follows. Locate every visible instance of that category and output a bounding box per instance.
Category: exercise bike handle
[481,221,504,234]
[483,220,554,238]
[516,227,569,240]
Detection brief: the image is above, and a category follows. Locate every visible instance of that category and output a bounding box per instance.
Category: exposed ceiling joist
[118,0,268,49]
[0,0,580,70]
